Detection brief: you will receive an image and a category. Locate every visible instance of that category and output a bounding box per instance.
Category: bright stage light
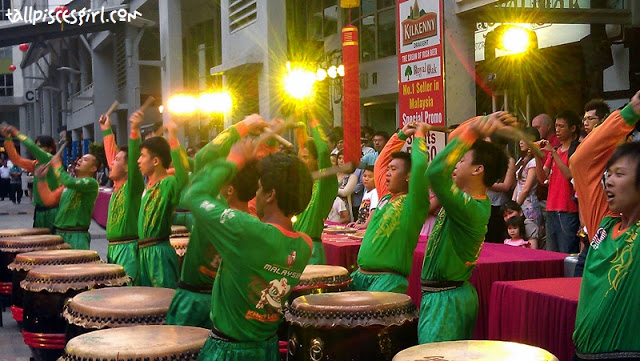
[167,94,197,115]
[198,92,233,114]
[316,68,328,82]
[500,26,531,54]
[283,67,317,100]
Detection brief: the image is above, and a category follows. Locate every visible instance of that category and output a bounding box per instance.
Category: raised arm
[401,125,431,229]
[516,165,538,205]
[127,111,144,196]
[37,180,63,207]
[337,173,358,198]
[99,114,117,171]
[571,93,640,238]
[489,157,515,193]
[165,119,190,193]
[1,136,36,173]
[13,131,53,165]
[374,123,415,198]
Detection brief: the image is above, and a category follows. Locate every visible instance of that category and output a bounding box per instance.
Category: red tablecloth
[92,189,112,228]
[488,277,581,361]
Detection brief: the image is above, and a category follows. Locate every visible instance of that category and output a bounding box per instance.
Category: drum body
[8,249,101,327]
[392,340,559,361]
[286,291,418,361]
[0,228,50,237]
[290,265,352,301]
[64,286,175,340]
[171,225,190,238]
[0,235,68,296]
[59,325,209,361]
[21,264,130,361]
[170,236,189,271]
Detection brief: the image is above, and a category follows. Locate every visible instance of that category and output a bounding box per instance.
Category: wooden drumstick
[425,125,452,133]
[101,100,120,124]
[264,127,294,148]
[139,96,155,112]
[311,162,355,181]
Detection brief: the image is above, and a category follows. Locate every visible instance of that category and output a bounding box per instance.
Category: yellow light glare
[291,215,297,223]
[167,94,197,115]
[283,68,317,100]
[327,65,338,79]
[337,64,345,77]
[500,27,530,54]
[316,68,327,81]
[158,105,164,114]
[198,92,233,114]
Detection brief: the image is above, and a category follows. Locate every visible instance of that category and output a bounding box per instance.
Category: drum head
[0,235,66,253]
[170,225,189,238]
[21,263,130,293]
[286,291,418,328]
[169,237,189,257]
[295,265,351,289]
[8,250,101,271]
[393,341,559,361]
[61,325,209,361]
[63,287,175,329]
[0,228,50,237]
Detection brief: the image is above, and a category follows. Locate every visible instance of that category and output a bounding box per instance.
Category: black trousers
[9,183,22,203]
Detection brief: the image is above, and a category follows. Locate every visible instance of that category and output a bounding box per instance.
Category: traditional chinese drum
[392,340,559,361]
[286,291,418,361]
[59,325,209,361]
[0,235,69,297]
[0,228,50,237]
[21,264,130,361]
[171,225,189,238]
[169,236,189,271]
[279,265,353,356]
[8,249,101,327]
[63,286,176,340]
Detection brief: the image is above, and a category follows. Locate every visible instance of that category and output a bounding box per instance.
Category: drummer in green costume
[0,127,59,230]
[166,116,263,328]
[186,137,314,361]
[293,118,338,264]
[34,148,99,250]
[351,121,430,294]
[99,110,144,279]
[135,116,189,288]
[418,113,510,343]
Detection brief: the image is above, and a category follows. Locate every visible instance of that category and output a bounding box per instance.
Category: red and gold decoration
[341,25,360,165]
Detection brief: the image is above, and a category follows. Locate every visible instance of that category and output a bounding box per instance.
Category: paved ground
[0,196,108,361]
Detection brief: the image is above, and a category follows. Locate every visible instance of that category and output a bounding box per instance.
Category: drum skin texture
[286,291,419,361]
[391,340,559,361]
[63,286,175,340]
[59,325,210,361]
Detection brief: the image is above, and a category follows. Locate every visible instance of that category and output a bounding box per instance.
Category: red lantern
[19,43,29,52]
[9,65,16,72]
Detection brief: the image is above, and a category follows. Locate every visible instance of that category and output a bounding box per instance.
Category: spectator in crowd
[326,196,350,224]
[336,151,358,222]
[360,131,390,167]
[535,110,582,253]
[503,215,530,248]
[9,163,22,204]
[501,200,540,248]
[513,127,543,233]
[583,98,610,136]
[361,125,375,148]
[532,113,560,147]
[348,165,378,229]
[0,159,10,200]
[485,134,516,243]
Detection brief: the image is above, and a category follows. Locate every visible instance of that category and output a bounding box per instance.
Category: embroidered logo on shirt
[591,228,607,250]
[255,278,290,312]
[286,250,297,267]
[220,208,235,224]
[199,200,215,211]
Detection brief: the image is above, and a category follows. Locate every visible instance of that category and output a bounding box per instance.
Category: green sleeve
[16,132,52,164]
[187,157,195,172]
[311,125,331,169]
[621,103,640,126]
[427,135,483,225]
[402,136,430,223]
[194,126,241,172]
[171,145,190,194]
[53,166,98,191]
[127,136,144,197]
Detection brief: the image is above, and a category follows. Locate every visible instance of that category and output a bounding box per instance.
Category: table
[488,277,581,361]
[92,188,112,228]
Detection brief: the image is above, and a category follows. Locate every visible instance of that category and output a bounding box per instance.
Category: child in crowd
[327,196,349,224]
[501,200,539,249]
[504,216,530,248]
[348,165,377,229]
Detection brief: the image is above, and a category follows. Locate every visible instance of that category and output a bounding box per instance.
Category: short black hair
[505,215,527,241]
[390,151,411,173]
[117,145,129,160]
[556,110,582,137]
[584,98,611,120]
[303,140,318,160]
[231,159,260,202]
[260,153,313,216]
[500,200,522,216]
[151,121,163,133]
[140,136,171,169]
[361,126,375,137]
[374,131,390,142]
[470,140,509,188]
[35,135,56,154]
[606,142,640,189]
[364,165,374,173]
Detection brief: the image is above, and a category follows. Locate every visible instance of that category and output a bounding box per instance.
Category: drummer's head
[453,140,509,192]
[75,154,99,177]
[386,152,411,195]
[109,145,128,182]
[299,140,318,172]
[256,153,313,220]
[35,135,56,155]
[138,136,171,176]
[221,159,260,209]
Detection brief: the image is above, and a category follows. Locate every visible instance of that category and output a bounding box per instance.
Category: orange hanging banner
[342,25,361,165]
